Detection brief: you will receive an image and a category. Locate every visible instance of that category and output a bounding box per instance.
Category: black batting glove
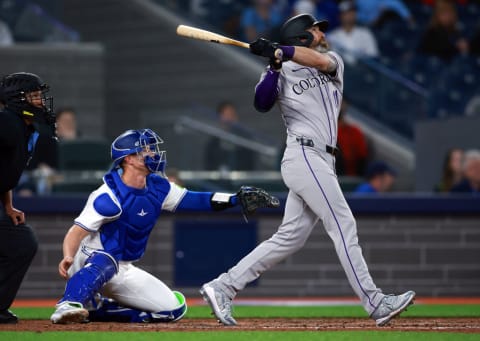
[269,57,282,71]
[250,38,280,58]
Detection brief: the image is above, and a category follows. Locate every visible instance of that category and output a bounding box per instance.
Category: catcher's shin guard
[89,291,187,323]
[60,251,118,306]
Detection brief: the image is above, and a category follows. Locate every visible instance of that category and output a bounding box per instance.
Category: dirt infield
[2,318,480,333]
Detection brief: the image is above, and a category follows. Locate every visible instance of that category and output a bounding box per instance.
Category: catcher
[50,128,279,324]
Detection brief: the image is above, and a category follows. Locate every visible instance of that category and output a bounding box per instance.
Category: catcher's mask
[111,128,167,174]
[280,13,328,47]
[0,72,55,126]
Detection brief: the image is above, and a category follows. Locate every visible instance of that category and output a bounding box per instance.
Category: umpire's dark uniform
[0,72,54,324]
[0,107,38,323]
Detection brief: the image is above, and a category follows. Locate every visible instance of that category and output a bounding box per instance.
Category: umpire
[0,72,55,324]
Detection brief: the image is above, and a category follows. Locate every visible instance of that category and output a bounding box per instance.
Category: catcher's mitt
[237,186,280,222]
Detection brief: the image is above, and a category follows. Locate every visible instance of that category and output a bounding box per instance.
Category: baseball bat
[176,25,250,49]
[176,25,283,60]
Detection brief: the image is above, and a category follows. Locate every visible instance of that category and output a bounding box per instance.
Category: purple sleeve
[254,69,280,113]
[280,45,294,60]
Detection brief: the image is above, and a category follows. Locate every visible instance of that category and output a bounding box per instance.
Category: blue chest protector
[99,170,170,261]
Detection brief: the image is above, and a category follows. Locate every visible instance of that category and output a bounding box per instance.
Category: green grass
[4,305,479,340]
[10,304,480,320]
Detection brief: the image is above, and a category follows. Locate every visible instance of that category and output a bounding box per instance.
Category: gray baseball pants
[216,134,384,315]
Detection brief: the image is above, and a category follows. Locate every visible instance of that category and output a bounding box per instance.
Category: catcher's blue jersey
[74,169,187,261]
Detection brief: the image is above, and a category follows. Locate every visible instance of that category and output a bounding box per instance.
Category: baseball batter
[50,128,278,324]
[200,14,415,327]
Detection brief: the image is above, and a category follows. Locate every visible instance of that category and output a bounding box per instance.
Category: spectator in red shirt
[336,100,369,176]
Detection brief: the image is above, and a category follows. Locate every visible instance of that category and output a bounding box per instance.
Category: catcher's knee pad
[62,251,118,305]
[150,291,187,322]
[88,291,187,323]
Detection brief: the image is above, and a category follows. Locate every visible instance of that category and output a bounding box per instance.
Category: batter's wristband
[279,45,294,60]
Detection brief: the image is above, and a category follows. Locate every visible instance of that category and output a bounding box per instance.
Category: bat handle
[274,48,283,61]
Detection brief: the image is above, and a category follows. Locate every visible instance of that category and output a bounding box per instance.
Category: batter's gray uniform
[214,51,385,315]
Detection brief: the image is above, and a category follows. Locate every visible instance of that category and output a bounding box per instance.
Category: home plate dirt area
[2,318,480,333]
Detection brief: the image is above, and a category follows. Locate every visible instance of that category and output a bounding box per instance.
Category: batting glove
[249,38,282,59]
[269,57,282,71]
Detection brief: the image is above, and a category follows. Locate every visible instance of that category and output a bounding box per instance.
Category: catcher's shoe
[51,301,89,324]
[371,290,416,326]
[200,281,237,326]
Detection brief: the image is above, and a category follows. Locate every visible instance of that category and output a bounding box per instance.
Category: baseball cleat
[371,290,416,326]
[200,281,237,326]
[50,301,89,324]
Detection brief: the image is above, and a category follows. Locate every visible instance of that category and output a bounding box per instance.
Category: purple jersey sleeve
[254,69,280,112]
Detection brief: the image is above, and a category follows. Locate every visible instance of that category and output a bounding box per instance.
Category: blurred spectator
[335,100,369,176]
[205,101,255,171]
[464,94,480,117]
[190,0,249,38]
[354,161,397,193]
[25,107,80,195]
[434,148,464,192]
[0,19,13,46]
[355,0,414,28]
[417,0,469,62]
[290,0,340,31]
[56,107,79,140]
[27,107,79,173]
[450,149,480,194]
[328,1,379,64]
[240,0,284,42]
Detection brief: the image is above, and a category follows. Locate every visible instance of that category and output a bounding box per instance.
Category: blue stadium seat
[409,55,447,87]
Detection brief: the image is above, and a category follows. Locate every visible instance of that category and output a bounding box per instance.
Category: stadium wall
[415,116,480,191]
[0,44,105,138]
[15,195,480,299]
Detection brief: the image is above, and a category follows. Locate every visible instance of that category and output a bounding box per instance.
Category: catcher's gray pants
[216,134,384,315]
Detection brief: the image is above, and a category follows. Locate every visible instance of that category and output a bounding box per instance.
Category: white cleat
[51,301,89,324]
[371,290,416,326]
[200,281,237,326]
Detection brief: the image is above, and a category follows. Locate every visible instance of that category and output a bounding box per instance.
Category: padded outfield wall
[14,194,480,299]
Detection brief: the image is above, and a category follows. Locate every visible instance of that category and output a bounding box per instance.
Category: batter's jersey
[275,51,344,147]
[74,169,187,261]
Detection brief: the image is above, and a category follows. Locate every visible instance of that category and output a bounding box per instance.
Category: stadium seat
[57,139,112,171]
[51,180,102,194]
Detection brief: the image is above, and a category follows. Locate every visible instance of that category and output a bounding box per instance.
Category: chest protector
[101,170,170,261]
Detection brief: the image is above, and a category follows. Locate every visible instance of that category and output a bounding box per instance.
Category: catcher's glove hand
[237,186,280,222]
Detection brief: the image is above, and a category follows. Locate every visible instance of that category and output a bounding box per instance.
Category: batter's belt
[295,136,339,156]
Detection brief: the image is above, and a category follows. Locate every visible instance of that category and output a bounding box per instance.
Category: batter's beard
[315,39,330,53]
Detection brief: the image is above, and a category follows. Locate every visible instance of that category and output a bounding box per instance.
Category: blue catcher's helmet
[111,129,166,174]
